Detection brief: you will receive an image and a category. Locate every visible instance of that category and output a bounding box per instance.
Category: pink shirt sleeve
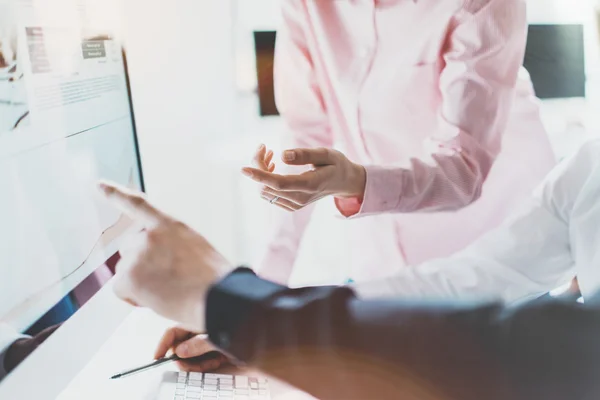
[336,0,527,217]
[256,0,333,283]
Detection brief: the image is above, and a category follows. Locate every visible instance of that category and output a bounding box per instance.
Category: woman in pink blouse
[242,0,556,284]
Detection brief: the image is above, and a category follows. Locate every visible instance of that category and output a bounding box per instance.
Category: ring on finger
[269,196,280,204]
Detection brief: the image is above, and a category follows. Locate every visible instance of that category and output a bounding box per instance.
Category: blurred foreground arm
[99,182,600,400]
[207,269,600,400]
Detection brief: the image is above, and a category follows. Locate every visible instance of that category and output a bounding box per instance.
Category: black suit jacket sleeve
[206,268,600,400]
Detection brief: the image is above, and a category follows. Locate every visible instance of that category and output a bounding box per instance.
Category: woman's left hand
[242,147,366,211]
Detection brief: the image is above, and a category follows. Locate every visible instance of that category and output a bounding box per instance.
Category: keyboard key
[175,389,185,396]
[189,372,203,381]
[203,391,218,397]
[235,389,250,395]
[179,371,188,378]
[203,385,218,391]
[178,377,187,384]
[186,386,202,393]
[235,376,249,388]
[258,383,268,390]
[188,380,202,387]
[204,378,218,386]
[219,384,233,390]
[185,393,201,399]
[176,383,186,389]
[250,382,259,390]
[174,396,185,400]
[220,379,234,386]
[213,373,233,379]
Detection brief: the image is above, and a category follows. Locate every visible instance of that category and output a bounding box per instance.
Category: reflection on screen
[0,0,143,333]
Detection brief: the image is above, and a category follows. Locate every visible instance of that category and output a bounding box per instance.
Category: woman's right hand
[244,145,366,212]
[154,327,230,372]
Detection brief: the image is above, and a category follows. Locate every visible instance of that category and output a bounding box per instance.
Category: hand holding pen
[111,351,227,380]
[111,329,230,379]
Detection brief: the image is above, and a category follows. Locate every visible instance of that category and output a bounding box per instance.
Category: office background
[121,0,600,286]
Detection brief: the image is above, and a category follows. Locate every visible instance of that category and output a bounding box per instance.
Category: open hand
[242,147,366,212]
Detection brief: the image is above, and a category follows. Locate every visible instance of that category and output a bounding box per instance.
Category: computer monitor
[0,0,143,397]
[524,24,586,99]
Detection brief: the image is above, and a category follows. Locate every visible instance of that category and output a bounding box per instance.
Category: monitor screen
[524,24,586,99]
[0,0,143,340]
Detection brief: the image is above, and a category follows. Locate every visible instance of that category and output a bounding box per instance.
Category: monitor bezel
[0,45,146,398]
[122,48,146,194]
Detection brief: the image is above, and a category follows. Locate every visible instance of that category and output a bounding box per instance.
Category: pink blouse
[258,0,556,284]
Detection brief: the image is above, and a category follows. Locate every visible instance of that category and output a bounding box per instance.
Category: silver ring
[270,196,280,205]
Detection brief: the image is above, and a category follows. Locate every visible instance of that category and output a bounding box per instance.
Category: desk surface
[58,309,314,400]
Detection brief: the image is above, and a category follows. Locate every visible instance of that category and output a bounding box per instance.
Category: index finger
[98,181,167,226]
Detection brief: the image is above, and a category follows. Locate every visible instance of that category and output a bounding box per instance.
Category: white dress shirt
[356,139,600,303]
[0,324,28,380]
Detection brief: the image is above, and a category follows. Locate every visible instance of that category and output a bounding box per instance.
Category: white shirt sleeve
[0,324,28,381]
[354,140,600,303]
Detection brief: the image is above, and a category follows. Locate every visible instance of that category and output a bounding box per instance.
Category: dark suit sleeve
[206,268,600,400]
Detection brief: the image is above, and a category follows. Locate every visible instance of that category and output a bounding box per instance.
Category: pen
[110,354,181,379]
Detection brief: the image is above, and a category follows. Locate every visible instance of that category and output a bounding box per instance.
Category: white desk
[57,308,314,400]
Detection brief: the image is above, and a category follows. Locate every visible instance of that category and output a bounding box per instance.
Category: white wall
[527,0,600,158]
[122,0,244,259]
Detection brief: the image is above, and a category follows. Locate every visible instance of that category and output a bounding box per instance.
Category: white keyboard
[174,371,270,400]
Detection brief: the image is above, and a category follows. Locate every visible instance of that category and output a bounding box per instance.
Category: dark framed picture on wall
[254,31,279,116]
[524,24,585,99]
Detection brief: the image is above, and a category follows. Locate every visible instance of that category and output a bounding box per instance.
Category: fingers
[112,252,142,306]
[252,144,267,169]
[241,168,316,192]
[118,231,147,258]
[260,191,301,211]
[98,181,167,227]
[155,327,197,359]
[261,187,313,208]
[252,144,275,172]
[282,148,337,167]
[265,150,275,169]
[176,353,229,373]
[175,335,216,359]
